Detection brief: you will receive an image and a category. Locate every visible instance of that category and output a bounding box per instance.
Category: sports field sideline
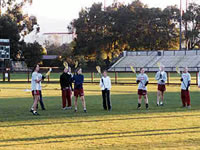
[1,83,200,149]
[0,72,199,85]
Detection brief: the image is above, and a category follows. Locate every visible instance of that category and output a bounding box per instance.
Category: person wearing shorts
[155,65,167,106]
[30,64,42,115]
[136,68,149,109]
[73,68,87,113]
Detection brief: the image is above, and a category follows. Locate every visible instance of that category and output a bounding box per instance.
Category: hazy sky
[24,0,199,33]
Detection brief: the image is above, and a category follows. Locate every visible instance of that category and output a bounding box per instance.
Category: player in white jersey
[136,68,149,109]
[100,70,112,111]
[31,64,43,115]
[155,65,167,106]
[198,71,200,88]
[180,67,191,108]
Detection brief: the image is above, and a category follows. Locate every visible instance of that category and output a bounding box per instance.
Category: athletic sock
[84,107,87,111]
[137,103,141,108]
[33,111,37,113]
[146,103,149,109]
[75,107,77,110]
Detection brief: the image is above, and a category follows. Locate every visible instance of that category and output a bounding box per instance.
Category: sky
[24,0,200,33]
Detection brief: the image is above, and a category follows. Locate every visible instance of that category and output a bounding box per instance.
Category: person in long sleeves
[198,70,200,88]
[136,68,149,109]
[30,64,42,115]
[30,72,46,112]
[73,68,87,113]
[60,67,73,110]
[155,65,167,106]
[100,70,112,111]
[180,67,191,108]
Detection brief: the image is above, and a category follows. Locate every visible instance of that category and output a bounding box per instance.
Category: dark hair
[103,70,107,73]
[76,67,81,74]
[140,68,144,71]
[32,64,39,73]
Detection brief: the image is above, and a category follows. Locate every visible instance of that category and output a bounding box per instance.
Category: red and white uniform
[181,72,191,107]
[31,72,40,96]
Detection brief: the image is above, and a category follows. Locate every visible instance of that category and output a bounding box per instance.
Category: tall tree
[0,0,37,60]
[183,3,200,49]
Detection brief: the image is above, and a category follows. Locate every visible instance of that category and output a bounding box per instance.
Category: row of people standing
[60,67,112,112]
[60,67,86,113]
[30,64,111,115]
[30,64,192,115]
[136,66,191,109]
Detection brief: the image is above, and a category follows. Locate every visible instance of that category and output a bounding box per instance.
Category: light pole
[179,0,182,50]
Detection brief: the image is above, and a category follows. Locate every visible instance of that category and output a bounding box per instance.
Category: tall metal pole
[185,0,188,50]
[179,0,182,50]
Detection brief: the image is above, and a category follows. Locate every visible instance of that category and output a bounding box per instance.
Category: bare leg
[80,96,86,111]
[33,95,40,111]
[157,91,160,105]
[137,95,142,109]
[161,91,164,104]
[74,96,78,111]
[144,95,149,109]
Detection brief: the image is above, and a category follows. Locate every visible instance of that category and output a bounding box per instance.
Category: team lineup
[30,63,199,116]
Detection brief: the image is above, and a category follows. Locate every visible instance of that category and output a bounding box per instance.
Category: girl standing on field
[136,68,149,109]
[155,65,167,106]
[180,67,191,108]
[100,70,112,111]
[30,64,42,115]
[73,68,87,113]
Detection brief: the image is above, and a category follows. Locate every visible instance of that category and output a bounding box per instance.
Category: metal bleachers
[109,50,200,72]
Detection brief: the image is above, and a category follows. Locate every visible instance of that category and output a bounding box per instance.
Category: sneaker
[66,106,72,110]
[84,110,87,113]
[160,103,164,106]
[33,112,40,115]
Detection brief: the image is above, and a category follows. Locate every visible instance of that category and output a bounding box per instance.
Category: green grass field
[1,83,200,150]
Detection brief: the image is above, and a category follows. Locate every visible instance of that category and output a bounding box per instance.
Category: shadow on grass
[0,92,200,123]
[0,126,200,147]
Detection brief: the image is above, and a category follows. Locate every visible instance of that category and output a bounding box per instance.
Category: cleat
[30,109,34,113]
[137,106,141,110]
[66,107,72,110]
[84,110,87,113]
[74,109,77,112]
[187,105,191,109]
[33,112,40,116]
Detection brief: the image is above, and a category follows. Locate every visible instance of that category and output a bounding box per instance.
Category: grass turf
[0,83,200,149]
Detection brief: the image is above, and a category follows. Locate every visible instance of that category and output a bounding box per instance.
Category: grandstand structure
[109,50,200,72]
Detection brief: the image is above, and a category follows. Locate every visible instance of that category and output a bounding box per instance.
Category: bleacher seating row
[11,61,29,71]
[109,50,200,72]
